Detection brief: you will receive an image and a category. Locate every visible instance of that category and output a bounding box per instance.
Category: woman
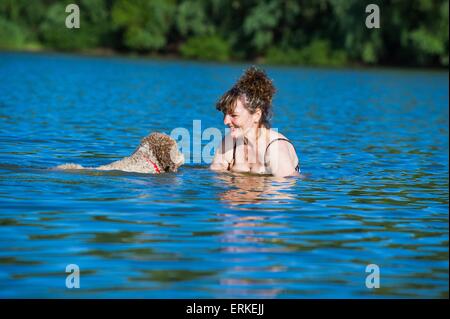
[210,66,300,177]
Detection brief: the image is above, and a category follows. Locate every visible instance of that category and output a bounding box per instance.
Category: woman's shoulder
[266,129,291,145]
[264,129,300,176]
[264,129,298,160]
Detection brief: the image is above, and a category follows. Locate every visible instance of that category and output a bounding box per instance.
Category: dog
[56,132,184,174]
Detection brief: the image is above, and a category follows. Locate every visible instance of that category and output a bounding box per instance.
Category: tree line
[0,0,448,67]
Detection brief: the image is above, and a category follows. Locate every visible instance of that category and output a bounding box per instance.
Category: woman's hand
[210,135,233,171]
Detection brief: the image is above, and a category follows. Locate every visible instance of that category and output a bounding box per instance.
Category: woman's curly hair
[216,66,276,128]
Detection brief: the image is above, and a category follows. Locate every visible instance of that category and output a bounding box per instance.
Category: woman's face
[223,98,259,138]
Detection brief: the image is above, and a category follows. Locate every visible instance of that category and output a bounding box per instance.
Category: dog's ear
[144,133,178,172]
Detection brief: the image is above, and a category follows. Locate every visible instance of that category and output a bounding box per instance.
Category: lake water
[0,52,448,298]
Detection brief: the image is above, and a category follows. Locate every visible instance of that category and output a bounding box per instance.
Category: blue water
[0,52,448,298]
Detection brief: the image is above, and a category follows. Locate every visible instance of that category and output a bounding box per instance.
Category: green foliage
[0,0,47,48]
[175,0,212,37]
[179,35,230,61]
[35,0,111,51]
[243,1,281,53]
[266,40,347,66]
[39,2,102,50]
[0,17,27,49]
[0,0,448,67]
[112,0,176,51]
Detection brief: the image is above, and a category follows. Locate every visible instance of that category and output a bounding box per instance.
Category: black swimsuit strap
[264,138,300,172]
[227,138,237,171]
[264,138,293,155]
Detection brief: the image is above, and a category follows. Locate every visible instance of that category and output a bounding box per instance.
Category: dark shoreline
[1,47,448,73]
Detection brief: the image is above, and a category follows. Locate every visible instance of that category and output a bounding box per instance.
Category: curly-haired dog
[56,132,184,174]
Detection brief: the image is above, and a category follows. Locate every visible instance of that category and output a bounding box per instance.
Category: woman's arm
[266,140,299,177]
[210,149,228,171]
[210,135,233,171]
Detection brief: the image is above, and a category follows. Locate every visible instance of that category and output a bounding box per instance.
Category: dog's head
[138,132,184,172]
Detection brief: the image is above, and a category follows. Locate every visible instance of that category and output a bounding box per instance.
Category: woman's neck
[244,125,264,143]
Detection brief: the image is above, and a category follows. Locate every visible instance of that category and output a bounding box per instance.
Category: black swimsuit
[227,138,300,173]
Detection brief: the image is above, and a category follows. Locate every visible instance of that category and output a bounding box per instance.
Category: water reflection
[212,173,300,297]
[216,173,297,208]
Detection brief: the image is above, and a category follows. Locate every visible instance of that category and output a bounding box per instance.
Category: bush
[0,18,27,49]
[179,35,230,61]
[39,3,100,51]
[111,0,176,51]
[266,40,348,67]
